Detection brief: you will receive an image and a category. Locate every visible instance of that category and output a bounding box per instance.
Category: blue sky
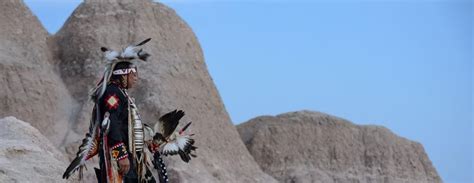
[24,0,472,182]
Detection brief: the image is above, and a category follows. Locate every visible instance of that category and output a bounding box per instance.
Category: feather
[121,38,152,60]
[178,150,190,162]
[98,66,110,99]
[152,109,197,163]
[137,49,150,61]
[121,45,140,59]
[179,122,192,135]
[89,61,115,101]
[105,50,120,61]
[160,133,196,162]
[100,47,120,61]
[92,39,152,101]
[136,38,151,46]
[176,135,189,148]
[162,142,179,155]
[63,106,101,179]
[156,110,185,138]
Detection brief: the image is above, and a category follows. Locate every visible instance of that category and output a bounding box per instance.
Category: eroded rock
[0,117,68,183]
[237,111,442,183]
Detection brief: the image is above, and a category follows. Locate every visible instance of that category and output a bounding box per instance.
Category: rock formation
[237,111,442,183]
[0,0,76,146]
[0,117,68,183]
[53,0,275,182]
[1,0,275,182]
[0,0,442,182]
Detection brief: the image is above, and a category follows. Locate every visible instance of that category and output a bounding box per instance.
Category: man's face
[127,70,138,89]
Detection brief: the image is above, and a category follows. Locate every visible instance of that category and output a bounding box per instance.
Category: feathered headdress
[90,38,152,102]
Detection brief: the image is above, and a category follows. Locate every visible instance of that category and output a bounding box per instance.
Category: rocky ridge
[237,111,442,183]
[0,117,68,183]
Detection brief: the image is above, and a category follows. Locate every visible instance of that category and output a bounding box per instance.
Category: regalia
[63,38,197,183]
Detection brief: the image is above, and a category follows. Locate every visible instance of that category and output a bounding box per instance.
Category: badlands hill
[237,111,442,183]
[0,0,440,182]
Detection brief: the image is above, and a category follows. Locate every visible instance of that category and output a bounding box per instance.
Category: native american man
[63,39,197,183]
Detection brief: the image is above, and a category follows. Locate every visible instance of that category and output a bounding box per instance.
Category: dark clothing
[98,83,130,148]
[97,83,137,182]
[98,146,139,183]
[96,83,155,183]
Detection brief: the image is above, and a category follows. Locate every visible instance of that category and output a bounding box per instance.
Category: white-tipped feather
[152,110,196,163]
[121,45,140,59]
[63,108,101,179]
[160,133,193,156]
[176,135,190,149]
[162,142,179,155]
[105,50,120,61]
[120,38,151,61]
[99,67,110,99]
[90,62,115,101]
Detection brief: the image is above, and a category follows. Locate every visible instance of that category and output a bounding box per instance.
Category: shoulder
[104,84,125,97]
[101,84,127,110]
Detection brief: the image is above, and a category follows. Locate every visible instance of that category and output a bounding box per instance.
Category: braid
[120,75,128,89]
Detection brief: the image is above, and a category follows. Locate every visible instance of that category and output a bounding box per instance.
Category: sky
[24,0,472,183]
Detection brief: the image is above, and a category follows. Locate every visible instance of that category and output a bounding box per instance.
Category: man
[63,39,197,183]
[103,62,136,177]
[65,38,156,183]
[96,61,151,182]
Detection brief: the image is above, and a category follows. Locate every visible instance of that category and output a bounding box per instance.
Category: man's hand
[118,158,130,175]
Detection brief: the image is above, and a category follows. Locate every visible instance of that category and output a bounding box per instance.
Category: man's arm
[101,87,130,174]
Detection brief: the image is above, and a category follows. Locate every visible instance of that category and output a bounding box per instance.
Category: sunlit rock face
[238,111,442,183]
[0,117,68,183]
[0,0,76,146]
